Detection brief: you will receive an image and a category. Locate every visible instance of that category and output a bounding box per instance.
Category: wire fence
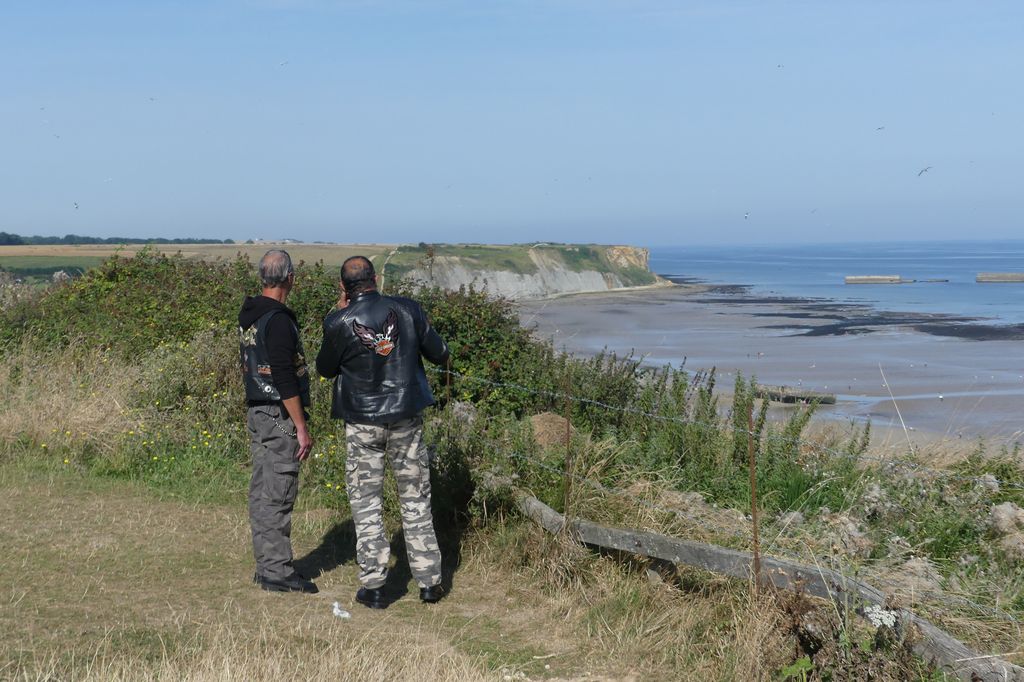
[425,364,1024,627]
[428,365,1024,493]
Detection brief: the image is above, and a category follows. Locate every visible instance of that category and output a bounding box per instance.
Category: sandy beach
[519,283,1024,448]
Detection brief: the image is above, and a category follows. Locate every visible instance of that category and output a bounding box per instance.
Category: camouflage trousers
[344,416,442,589]
[247,404,301,581]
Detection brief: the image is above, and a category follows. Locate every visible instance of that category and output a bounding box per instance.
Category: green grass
[0,254,105,276]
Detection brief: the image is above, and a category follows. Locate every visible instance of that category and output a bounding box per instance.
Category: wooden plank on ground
[512,491,1024,682]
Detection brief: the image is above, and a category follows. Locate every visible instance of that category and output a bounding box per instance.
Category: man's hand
[336,286,349,310]
[296,425,313,462]
[281,395,312,462]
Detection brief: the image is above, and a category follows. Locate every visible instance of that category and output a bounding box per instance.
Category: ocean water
[649,241,1024,324]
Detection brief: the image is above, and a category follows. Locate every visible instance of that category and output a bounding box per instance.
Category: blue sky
[1,1,1020,246]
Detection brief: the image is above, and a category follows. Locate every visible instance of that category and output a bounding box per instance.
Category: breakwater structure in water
[977,272,1024,283]
[845,275,911,284]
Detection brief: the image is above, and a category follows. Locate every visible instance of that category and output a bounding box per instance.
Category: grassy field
[0,255,106,279]
[0,457,802,682]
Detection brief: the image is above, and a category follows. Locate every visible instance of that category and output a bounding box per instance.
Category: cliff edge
[387,243,670,300]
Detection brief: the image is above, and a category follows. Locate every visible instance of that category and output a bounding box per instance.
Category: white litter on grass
[332,602,351,619]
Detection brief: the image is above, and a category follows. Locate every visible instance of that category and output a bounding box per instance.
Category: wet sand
[519,283,1024,446]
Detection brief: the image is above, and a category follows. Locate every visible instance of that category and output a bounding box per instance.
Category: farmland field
[0,243,398,270]
[0,254,106,276]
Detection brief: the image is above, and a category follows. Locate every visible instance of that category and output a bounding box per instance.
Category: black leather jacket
[315,290,449,424]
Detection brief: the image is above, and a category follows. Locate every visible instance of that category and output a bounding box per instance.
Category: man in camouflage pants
[316,256,449,608]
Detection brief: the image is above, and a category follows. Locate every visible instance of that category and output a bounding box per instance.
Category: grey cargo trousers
[344,416,442,590]
[247,403,301,581]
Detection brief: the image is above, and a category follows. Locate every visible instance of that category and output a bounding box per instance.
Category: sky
[1,1,1021,246]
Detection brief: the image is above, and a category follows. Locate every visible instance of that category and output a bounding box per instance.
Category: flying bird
[744,212,749,220]
[917,166,933,177]
[73,202,79,210]
[875,126,885,131]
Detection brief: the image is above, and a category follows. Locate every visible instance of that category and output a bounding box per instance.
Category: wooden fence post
[748,401,761,592]
[562,366,573,522]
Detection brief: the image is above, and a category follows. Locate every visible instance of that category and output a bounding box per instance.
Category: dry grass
[0,456,816,681]
[0,342,137,450]
[473,517,799,681]
[8,621,496,682]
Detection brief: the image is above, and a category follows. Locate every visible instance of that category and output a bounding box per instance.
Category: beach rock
[778,510,805,528]
[976,473,1000,492]
[530,412,574,449]
[824,514,874,559]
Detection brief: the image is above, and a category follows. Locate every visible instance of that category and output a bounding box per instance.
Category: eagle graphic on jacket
[353,309,398,357]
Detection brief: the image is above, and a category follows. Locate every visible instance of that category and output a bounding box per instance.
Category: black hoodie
[238,295,302,402]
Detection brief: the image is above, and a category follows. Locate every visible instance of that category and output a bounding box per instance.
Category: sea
[649,240,1024,325]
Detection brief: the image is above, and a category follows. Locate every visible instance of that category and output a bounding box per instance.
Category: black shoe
[255,573,318,594]
[355,586,388,610]
[253,569,313,582]
[420,584,446,603]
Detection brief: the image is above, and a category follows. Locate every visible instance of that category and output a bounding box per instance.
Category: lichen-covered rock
[976,473,1000,492]
[887,556,944,597]
[999,534,1024,560]
[989,502,1024,560]
[778,510,806,528]
[861,483,894,519]
[824,513,874,558]
[530,412,574,450]
[449,400,478,427]
[989,501,1024,535]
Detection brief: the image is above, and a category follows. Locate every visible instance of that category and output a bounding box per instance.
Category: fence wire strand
[429,365,1024,493]
[448,430,1022,626]
[425,366,1024,626]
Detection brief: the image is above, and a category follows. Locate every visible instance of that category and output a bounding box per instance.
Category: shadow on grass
[294,514,466,607]
[294,519,357,580]
[382,523,465,604]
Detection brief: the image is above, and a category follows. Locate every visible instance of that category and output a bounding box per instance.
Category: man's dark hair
[341,256,376,294]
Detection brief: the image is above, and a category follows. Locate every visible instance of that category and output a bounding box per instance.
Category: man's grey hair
[259,249,294,287]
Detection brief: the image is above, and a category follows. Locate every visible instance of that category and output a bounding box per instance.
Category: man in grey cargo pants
[316,256,449,609]
[239,250,317,594]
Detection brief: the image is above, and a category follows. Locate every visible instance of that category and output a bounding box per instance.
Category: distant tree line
[0,232,234,246]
